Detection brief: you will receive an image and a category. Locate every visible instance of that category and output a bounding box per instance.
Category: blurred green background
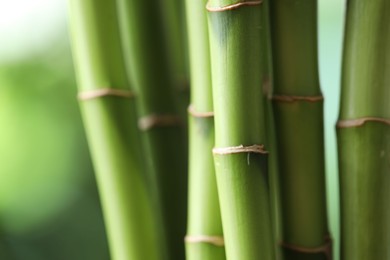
[0,0,344,259]
[0,0,109,259]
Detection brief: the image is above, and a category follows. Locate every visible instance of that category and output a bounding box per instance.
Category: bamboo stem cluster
[67,1,165,259]
[115,1,188,259]
[67,0,390,259]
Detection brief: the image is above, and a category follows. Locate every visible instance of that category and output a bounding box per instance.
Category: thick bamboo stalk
[269,1,331,259]
[67,1,165,259]
[338,1,390,259]
[208,1,274,259]
[185,0,225,259]
[116,1,187,259]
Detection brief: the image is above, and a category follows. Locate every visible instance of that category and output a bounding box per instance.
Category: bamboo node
[77,88,134,101]
[138,114,183,131]
[188,104,214,118]
[281,236,332,260]
[206,0,263,12]
[271,95,324,103]
[337,117,390,128]
[213,144,268,155]
[184,235,225,247]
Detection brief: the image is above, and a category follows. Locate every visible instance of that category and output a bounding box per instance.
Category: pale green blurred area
[319,1,345,259]
[0,0,109,259]
[0,0,345,259]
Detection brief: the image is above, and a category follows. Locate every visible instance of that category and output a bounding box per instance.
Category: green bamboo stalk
[185,0,225,259]
[116,1,187,259]
[338,1,390,259]
[262,1,283,259]
[269,1,331,259]
[208,1,274,259]
[160,0,190,120]
[161,0,189,86]
[67,1,165,259]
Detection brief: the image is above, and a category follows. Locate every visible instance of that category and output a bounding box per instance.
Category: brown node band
[213,144,268,155]
[206,0,263,12]
[188,104,214,118]
[271,95,324,103]
[281,237,332,260]
[185,235,225,247]
[337,117,390,128]
[262,77,272,98]
[78,88,134,101]
[138,114,183,131]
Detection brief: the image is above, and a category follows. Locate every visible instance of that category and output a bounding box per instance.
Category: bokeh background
[0,0,344,259]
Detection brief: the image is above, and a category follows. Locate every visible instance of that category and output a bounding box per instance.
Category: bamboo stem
[208,1,274,259]
[67,1,165,259]
[269,1,331,259]
[161,0,189,87]
[185,0,225,259]
[159,0,190,122]
[338,1,390,259]
[262,1,283,259]
[116,1,188,259]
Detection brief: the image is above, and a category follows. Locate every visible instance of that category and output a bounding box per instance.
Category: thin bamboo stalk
[185,0,225,258]
[116,1,187,259]
[262,1,283,259]
[161,0,189,87]
[160,0,190,121]
[338,1,390,259]
[67,1,165,259]
[269,1,331,259]
[208,1,274,259]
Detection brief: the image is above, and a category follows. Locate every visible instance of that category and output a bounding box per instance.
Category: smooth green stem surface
[160,0,190,121]
[116,1,187,259]
[270,1,330,259]
[208,1,274,259]
[67,1,164,259]
[338,1,390,259]
[271,0,320,95]
[186,117,225,260]
[262,1,282,259]
[185,0,225,259]
[161,0,189,84]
